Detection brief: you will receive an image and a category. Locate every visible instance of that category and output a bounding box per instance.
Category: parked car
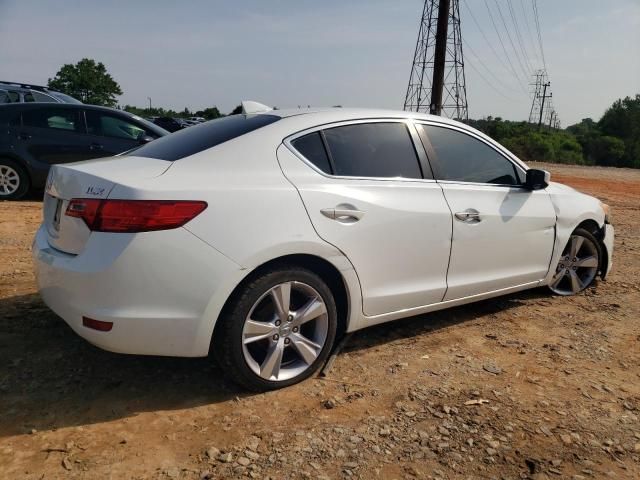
[0,103,168,199]
[189,116,206,123]
[153,116,190,132]
[33,102,613,391]
[0,81,81,104]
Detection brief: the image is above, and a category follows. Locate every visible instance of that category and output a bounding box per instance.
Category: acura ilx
[33,102,614,390]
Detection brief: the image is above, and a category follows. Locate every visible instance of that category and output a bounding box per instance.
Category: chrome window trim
[415,120,529,188]
[283,117,438,184]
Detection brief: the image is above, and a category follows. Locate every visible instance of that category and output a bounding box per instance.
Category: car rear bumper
[33,224,242,357]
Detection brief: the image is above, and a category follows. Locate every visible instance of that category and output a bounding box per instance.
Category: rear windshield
[128,114,280,161]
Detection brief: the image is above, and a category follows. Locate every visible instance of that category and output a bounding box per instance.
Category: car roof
[0,81,59,93]
[269,106,464,126]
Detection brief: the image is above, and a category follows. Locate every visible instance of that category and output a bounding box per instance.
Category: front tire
[0,159,30,200]
[213,266,337,391]
[548,227,601,296]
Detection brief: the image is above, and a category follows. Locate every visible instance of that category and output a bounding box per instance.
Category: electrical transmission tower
[528,69,553,128]
[404,0,468,121]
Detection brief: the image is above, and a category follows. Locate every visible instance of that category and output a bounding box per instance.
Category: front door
[84,110,149,158]
[278,120,453,317]
[416,123,556,300]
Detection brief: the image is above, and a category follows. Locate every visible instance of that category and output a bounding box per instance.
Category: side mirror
[139,135,155,144]
[524,169,550,190]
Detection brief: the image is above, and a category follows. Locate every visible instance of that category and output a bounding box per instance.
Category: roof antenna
[241,101,273,115]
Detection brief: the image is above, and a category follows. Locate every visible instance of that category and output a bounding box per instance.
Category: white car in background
[33,102,614,391]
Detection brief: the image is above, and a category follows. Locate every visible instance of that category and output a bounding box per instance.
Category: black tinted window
[130,114,280,161]
[291,132,332,174]
[420,125,521,185]
[323,123,422,178]
[86,110,149,140]
[22,107,80,132]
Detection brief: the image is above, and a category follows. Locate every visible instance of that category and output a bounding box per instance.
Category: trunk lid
[44,156,171,254]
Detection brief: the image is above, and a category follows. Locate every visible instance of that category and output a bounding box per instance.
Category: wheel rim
[0,165,20,196]
[549,234,599,295]
[242,281,329,382]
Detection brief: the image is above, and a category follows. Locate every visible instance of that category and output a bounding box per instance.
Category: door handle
[454,209,481,223]
[320,204,364,223]
[89,143,104,151]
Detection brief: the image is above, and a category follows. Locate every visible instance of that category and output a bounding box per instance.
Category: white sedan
[33,102,614,391]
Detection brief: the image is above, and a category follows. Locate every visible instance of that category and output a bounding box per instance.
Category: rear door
[18,106,91,164]
[83,110,154,158]
[278,120,453,317]
[416,122,556,300]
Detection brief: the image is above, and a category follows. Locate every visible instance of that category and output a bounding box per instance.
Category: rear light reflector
[66,199,207,233]
[82,317,113,332]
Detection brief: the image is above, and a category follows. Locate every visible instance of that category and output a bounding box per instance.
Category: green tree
[194,107,222,120]
[229,104,243,115]
[48,58,122,107]
[598,94,640,167]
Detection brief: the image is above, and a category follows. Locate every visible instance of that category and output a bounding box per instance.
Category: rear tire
[213,266,337,391]
[0,158,30,200]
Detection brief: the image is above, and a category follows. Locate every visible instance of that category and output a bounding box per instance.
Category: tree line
[468,95,640,169]
[46,58,639,168]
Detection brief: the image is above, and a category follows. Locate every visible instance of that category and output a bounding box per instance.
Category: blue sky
[1,0,638,125]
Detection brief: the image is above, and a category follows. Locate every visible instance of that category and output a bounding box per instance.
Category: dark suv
[0,81,82,104]
[0,103,168,199]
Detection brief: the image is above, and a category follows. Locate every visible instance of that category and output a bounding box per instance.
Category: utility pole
[404,0,468,120]
[147,97,152,110]
[537,81,551,129]
[547,109,555,130]
[430,0,451,115]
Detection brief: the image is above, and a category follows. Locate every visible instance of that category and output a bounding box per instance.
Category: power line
[531,0,547,70]
[463,43,519,102]
[506,0,535,74]
[482,0,529,89]
[463,0,519,87]
[462,37,524,97]
[492,0,531,82]
[518,0,540,66]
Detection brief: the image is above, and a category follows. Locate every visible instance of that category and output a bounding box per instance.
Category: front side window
[86,111,147,140]
[419,124,521,185]
[22,107,80,132]
[302,122,422,179]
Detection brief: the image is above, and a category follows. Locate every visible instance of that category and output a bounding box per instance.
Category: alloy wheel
[0,165,20,196]
[549,234,599,295]
[241,281,329,381]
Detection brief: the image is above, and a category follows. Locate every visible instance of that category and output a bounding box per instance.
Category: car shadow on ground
[0,288,549,436]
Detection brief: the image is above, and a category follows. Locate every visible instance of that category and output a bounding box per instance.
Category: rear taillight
[66,199,207,233]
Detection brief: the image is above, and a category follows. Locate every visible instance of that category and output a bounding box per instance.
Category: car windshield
[128,114,280,161]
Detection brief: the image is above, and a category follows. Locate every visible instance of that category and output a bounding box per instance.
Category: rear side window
[323,123,422,178]
[130,114,280,161]
[291,132,332,174]
[419,124,521,185]
[22,107,80,132]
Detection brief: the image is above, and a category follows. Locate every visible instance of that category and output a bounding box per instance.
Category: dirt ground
[1,163,639,480]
